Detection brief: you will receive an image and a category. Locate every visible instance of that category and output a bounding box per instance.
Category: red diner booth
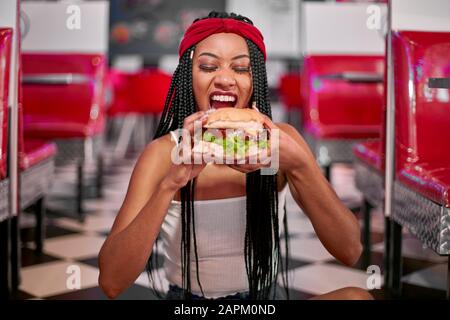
[20,2,110,220]
[277,72,303,129]
[0,28,12,299]
[301,3,385,181]
[0,0,58,297]
[388,29,450,297]
[354,0,450,298]
[106,67,172,159]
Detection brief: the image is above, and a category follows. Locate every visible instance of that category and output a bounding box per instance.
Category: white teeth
[211,95,236,103]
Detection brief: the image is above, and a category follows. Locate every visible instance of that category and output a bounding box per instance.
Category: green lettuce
[203,131,268,156]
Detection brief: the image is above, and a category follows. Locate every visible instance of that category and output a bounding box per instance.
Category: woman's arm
[278,123,362,266]
[98,136,176,299]
[223,116,362,266]
[98,111,208,299]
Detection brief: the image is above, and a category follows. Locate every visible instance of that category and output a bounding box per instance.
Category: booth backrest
[21,53,107,137]
[107,68,171,116]
[302,55,384,131]
[20,1,109,140]
[301,2,386,139]
[278,73,302,110]
[393,31,450,172]
[0,28,12,179]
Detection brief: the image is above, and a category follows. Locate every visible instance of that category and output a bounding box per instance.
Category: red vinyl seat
[23,114,102,139]
[306,123,381,140]
[0,28,11,297]
[0,28,57,288]
[21,53,107,139]
[17,54,57,202]
[21,53,107,217]
[398,164,450,208]
[106,69,130,117]
[278,73,302,110]
[0,29,12,180]
[19,56,58,172]
[107,68,171,117]
[302,55,384,139]
[393,31,450,207]
[19,140,56,171]
[353,140,383,172]
[132,69,171,114]
[106,68,172,158]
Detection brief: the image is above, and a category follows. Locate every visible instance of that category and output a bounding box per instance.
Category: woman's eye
[234,67,250,74]
[199,65,217,72]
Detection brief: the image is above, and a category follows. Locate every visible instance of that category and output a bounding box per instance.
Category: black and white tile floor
[14,114,449,300]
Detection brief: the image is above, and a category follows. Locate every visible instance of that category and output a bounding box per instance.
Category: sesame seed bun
[204,107,265,130]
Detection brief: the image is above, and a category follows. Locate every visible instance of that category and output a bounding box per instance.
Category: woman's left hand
[228,115,310,174]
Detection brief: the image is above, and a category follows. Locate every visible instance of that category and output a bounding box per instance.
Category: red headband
[179,18,266,61]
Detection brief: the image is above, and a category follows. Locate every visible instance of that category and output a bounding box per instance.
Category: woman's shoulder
[275,122,308,147]
[274,122,299,136]
[142,133,175,156]
[132,133,175,173]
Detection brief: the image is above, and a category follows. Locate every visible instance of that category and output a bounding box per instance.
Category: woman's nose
[213,70,236,89]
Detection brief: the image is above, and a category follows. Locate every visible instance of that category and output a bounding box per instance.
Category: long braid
[249,38,290,299]
[154,61,182,136]
[146,11,290,300]
[280,203,290,299]
[147,46,200,299]
[244,38,284,299]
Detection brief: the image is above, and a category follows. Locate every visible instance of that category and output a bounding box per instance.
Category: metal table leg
[77,160,85,222]
[114,115,137,159]
[324,164,331,182]
[0,218,11,299]
[35,197,45,253]
[447,256,450,300]
[362,198,372,269]
[389,220,403,298]
[383,217,391,294]
[10,215,20,294]
[96,153,104,199]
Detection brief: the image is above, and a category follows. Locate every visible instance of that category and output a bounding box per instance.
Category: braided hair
[147,11,290,300]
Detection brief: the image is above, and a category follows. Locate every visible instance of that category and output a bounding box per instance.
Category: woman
[98,11,373,300]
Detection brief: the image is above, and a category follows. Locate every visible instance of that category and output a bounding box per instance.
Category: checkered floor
[14,105,449,299]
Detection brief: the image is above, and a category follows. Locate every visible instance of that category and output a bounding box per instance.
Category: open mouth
[209,92,238,109]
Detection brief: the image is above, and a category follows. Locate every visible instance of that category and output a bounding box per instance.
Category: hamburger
[193,107,269,162]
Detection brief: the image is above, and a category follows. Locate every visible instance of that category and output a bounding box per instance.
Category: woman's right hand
[162,110,208,190]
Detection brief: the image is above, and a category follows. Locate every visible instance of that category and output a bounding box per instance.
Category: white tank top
[160,185,288,298]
